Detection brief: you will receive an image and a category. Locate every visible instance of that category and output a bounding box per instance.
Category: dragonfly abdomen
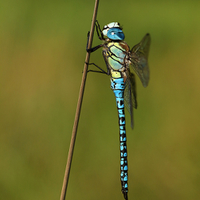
[111,77,128,200]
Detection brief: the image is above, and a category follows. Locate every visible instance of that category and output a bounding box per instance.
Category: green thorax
[103,41,130,79]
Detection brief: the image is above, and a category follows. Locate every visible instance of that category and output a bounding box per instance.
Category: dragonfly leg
[86,44,103,53]
[95,20,104,40]
[86,31,91,51]
[85,62,108,75]
[86,32,103,53]
[86,21,104,52]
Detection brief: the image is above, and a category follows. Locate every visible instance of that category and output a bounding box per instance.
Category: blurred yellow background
[1,0,200,199]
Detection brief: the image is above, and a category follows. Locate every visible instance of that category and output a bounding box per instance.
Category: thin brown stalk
[59,1,99,200]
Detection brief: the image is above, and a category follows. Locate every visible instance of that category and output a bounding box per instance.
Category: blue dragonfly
[87,21,151,200]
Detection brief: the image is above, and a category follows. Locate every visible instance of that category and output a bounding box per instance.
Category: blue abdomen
[111,77,128,200]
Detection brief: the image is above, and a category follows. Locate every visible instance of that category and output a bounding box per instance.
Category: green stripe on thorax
[104,41,130,71]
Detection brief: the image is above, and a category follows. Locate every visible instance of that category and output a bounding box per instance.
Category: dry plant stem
[60,1,99,200]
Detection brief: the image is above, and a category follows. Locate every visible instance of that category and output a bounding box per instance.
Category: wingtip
[131,120,133,129]
[131,123,134,130]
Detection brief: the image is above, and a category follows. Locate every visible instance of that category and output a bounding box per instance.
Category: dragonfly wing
[130,33,151,88]
[124,69,137,129]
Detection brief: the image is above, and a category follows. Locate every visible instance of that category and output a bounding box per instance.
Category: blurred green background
[1,0,200,199]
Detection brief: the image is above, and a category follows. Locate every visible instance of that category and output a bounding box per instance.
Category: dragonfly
[86,21,151,200]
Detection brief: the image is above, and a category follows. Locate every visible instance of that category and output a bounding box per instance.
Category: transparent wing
[124,69,137,129]
[130,33,151,88]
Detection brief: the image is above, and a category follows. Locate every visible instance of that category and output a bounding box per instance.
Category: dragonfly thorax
[103,41,130,72]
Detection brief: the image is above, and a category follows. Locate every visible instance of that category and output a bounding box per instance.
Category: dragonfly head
[102,22,125,41]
